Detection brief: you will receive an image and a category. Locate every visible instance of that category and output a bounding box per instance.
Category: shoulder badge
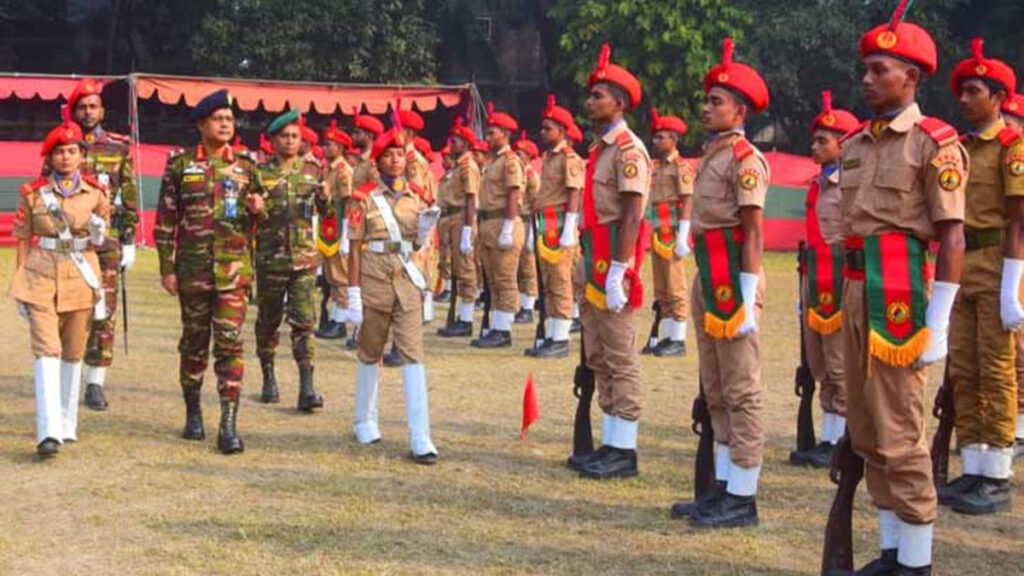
[918,117,959,147]
[21,177,47,196]
[732,138,754,161]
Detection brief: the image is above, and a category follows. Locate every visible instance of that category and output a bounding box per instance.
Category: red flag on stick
[521,373,539,439]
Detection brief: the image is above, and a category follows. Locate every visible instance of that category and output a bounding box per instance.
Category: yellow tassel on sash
[585,283,608,311]
[316,237,339,257]
[537,241,565,265]
[807,309,842,335]
[652,235,675,260]
[868,327,930,368]
[703,306,745,340]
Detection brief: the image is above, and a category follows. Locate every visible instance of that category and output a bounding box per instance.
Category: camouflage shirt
[253,155,332,273]
[154,145,259,293]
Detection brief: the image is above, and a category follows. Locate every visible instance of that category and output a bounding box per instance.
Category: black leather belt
[964,228,1002,251]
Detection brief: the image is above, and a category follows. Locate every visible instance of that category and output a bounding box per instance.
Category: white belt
[38,237,91,252]
[366,240,414,255]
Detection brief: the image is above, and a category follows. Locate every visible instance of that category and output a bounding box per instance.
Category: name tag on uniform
[261,178,280,188]
[183,174,205,183]
[842,158,861,170]
[96,155,120,164]
[184,165,204,175]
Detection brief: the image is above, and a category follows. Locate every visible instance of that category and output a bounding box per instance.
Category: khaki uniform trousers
[580,301,641,421]
[652,252,690,321]
[801,275,847,415]
[517,220,539,300]
[28,304,92,361]
[539,247,576,319]
[357,291,425,366]
[478,218,524,313]
[439,214,476,301]
[691,272,765,468]
[324,251,349,307]
[843,278,936,525]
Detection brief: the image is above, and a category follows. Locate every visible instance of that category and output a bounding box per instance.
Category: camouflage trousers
[255,268,317,366]
[84,247,120,368]
[178,287,248,400]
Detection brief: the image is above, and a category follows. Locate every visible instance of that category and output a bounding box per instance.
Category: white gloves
[736,272,759,336]
[417,206,441,247]
[347,286,363,325]
[1000,258,1024,330]
[674,220,692,258]
[120,243,136,271]
[605,260,629,313]
[559,212,579,248]
[459,225,473,254]
[88,214,106,246]
[498,219,515,250]
[919,281,960,367]
[525,222,535,254]
[17,301,29,321]
[340,220,351,256]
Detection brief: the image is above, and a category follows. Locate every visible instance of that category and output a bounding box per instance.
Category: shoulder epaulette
[732,138,754,161]
[21,177,47,196]
[997,126,1023,148]
[409,182,430,202]
[81,172,107,191]
[351,181,375,201]
[104,131,132,144]
[615,131,635,151]
[918,117,959,147]
[840,121,870,145]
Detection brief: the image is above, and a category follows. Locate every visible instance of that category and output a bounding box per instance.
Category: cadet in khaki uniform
[514,132,541,324]
[669,39,770,529]
[526,95,584,358]
[568,45,651,480]
[941,39,1023,516]
[790,91,861,469]
[469,103,526,348]
[346,126,440,464]
[831,17,966,574]
[253,110,332,412]
[155,90,265,454]
[10,117,109,456]
[350,108,384,189]
[644,108,694,358]
[436,120,482,337]
[1001,94,1024,457]
[435,142,455,301]
[400,115,438,324]
[315,120,354,340]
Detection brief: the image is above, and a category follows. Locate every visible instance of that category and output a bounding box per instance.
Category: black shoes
[37,438,60,457]
[566,446,611,472]
[182,386,205,440]
[514,308,534,324]
[950,477,1012,515]
[84,383,108,411]
[688,492,758,529]
[259,359,279,404]
[315,319,347,340]
[856,549,898,575]
[297,364,324,412]
[383,345,404,367]
[345,326,360,350]
[895,564,931,576]
[791,441,835,469]
[937,474,982,506]
[525,339,569,358]
[217,398,244,454]
[670,480,726,519]
[436,289,451,303]
[652,339,686,357]
[437,321,473,337]
[470,330,512,348]
[577,447,638,479]
[412,451,439,465]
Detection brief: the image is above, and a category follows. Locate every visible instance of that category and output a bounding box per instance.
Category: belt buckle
[58,238,73,253]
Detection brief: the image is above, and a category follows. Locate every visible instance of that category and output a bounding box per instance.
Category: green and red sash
[317,211,340,257]
[864,233,929,367]
[693,227,745,339]
[649,200,681,259]
[536,203,567,264]
[806,243,844,335]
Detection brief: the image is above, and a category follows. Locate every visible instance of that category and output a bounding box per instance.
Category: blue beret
[267,109,301,135]
[190,89,233,122]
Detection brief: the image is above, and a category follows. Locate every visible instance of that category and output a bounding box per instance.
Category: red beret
[323,119,352,147]
[472,139,489,153]
[413,136,433,159]
[259,132,273,155]
[1003,93,1024,120]
[704,38,769,113]
[449,116,477,145]
[300,126,319,145]
[370,127,408,162]
[67,78,103,111]
[486,101,518,132]
[649,107,688,136]
[440,139,452,157]
[859,17,937,76]
[811,90,860,135]
[351,107,384,136]
[41,107,83,157]
[398,109,425,132]
[542,94,575,129]
[588,44,642,109]
[514,130,539,159]
[951,38,1017,97]
[566,123,584,145]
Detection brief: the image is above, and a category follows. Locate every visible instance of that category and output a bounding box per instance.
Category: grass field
[0,248,1021,575]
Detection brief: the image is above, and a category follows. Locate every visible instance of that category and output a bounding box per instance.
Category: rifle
[794,241,817,454]
[821,434,864,575]
[530,212,547,350]
[120,261,129,356]
[691,381,716,500]
[444,254,459,330]
[642,301,663,353]
[571,325,595,456]
[930,360,955,488]
[478,264,492,338]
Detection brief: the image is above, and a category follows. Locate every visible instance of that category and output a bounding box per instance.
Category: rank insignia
[842,158,861,170]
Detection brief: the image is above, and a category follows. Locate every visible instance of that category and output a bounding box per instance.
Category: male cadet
[315,120,354,340]
[253,110,332,412]
[644,107,694,358]
[1001,94,1024,457]
[155,89,264,454]
[569,44,651,480]
[64,79,138,411]
[514,131,541,324]
[832,11,967,574]
[668,38,769,528]
[436,119,481,337]
[941,39,1023,515]
[470,103,526,348]
[435,141,455,302]
[790,91,860,469]
[399,109,439,323]
[350,107,385,188]
[526,95,584,359]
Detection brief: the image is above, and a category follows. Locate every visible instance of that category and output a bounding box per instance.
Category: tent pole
[127,73,146,247]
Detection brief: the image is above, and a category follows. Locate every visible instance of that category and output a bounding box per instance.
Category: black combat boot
[670,480,726,519]
[514,308,534,324]
[577,447,638,479]
[315,299,331,336]
[437,320,473,337]
[316,319,346,340]
[217,397,244,454]
[84,383,109,411]
[806,442,836,469]
[37,438,61,457]
[532,339,569,359]
[470,330,512,348]
[259,359,279,404]
[296,364,324,412]
[688,491,758,529]
[182,386,205,440]
[652,339,686,357]
[854,549,898,575]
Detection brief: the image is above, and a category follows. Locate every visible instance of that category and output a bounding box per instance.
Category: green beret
[267,109,301,135]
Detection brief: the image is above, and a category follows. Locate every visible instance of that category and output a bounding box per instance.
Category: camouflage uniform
[154,145,258,399]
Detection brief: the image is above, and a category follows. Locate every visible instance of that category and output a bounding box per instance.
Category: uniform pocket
[869,166,916,214]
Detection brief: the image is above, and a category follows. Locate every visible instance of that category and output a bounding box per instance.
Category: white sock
[572,301,580,319]
[443,279,451,292]
[401,363,436,456]
[878,508,900,550]
[353,361,381,444]
[982,447,1013,480]
[727,463,761,497]
[519,293,536,310]
[714,443,731,482]
[666,319,685,342]
[1017,414,1024,440]
[491,310,514,331]
[897,520,933,568]
[86,365,106,387]
[551,318,572,342]
[59,360,82,442]
[422,292,434,323]
[820,413,834,445]
[608,416,638,450]
[601,413,614,447]
[831,415,847,444]
[961,444,986,475]
[457,302,475,323]
[330,303,347,323]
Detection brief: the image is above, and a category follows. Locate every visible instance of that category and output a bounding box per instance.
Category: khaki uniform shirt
[538,140,585,209]
[405,144,437,203]
[325,156,354,204]
[479,146,524,213]
[443,153,480,212]
[520,164,541,216]
[817,169,845,245]
[353,149,378,189]
[589,121,651,225]
[693,130,769,234]
[651,150,695,204]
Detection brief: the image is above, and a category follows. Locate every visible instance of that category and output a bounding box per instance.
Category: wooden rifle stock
[531,212,547,348]
[444,255,459,329]
[930,360,955,488]
[691,382,716,500]
[572,327,595,456]
[821,434,864,575]
[795,241,817,453]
